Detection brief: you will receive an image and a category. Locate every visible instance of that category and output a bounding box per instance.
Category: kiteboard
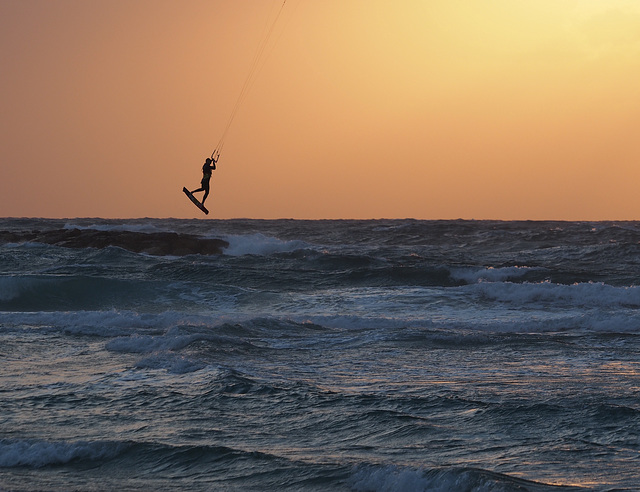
[183,187,209,215]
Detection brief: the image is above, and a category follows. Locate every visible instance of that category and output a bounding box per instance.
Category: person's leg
[202,188,210,205]
[191,187,204,194]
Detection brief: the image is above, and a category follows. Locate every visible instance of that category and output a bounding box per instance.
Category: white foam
[105,327,207,353]
[0,439,127,468]
[470,281,640,308]
[2,279,638,341]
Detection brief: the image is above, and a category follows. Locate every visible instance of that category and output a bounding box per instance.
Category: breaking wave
[0,439,129,468]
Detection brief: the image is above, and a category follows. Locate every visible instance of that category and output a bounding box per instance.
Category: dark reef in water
[0,228,229,256]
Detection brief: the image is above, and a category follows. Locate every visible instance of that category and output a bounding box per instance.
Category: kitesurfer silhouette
[190,157,217,206]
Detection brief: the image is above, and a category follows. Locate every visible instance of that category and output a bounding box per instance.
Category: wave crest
[0,439,129,468]
[348,464,571,492]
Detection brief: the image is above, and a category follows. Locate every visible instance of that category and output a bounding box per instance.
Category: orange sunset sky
[1,0,640,220]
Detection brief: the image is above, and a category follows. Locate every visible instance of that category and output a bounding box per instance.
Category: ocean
[1,218,639,491]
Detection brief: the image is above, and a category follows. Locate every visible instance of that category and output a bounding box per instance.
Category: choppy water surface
[1,218,639,491]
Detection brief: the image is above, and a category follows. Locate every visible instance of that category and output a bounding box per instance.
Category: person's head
[205,158,212,164]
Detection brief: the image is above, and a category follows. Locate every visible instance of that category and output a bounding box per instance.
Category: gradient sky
[2,0,640,219]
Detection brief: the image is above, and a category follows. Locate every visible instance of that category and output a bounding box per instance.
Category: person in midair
[190,156,217,206]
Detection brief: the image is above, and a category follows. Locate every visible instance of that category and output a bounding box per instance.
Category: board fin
[183,187,209,215]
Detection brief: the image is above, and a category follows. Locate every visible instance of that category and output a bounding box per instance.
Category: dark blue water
[1,219,639,491]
